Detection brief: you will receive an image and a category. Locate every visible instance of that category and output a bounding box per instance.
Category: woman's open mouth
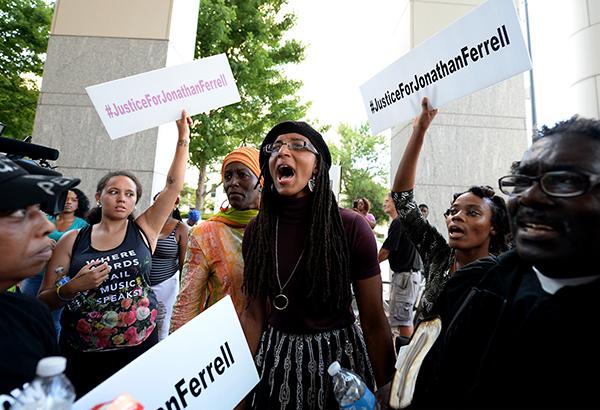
[276,164,296,185]
[448,225,465,239]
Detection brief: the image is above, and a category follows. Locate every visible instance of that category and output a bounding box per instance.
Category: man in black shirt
[379,193,423,338]
[0,155,79,394]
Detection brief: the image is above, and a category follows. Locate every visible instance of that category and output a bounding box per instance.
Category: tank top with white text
[60,222,158,352]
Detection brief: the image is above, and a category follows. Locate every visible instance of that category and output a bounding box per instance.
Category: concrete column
[391,0,528,237]
[567,0,600,119]
[32,0,200,210]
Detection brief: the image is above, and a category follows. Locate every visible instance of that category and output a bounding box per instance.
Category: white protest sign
[360,0,531,134]
[86,53,240,140]
[73,296,258,410]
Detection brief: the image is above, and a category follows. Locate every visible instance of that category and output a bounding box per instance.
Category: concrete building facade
[32,0,199,210]
[390,0,529,236]
[567,0,600,119]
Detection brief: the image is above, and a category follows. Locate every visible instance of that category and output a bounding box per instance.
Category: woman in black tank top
[39,111,192,397]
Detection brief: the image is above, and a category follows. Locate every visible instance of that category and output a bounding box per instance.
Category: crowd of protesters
[1,97,600,409]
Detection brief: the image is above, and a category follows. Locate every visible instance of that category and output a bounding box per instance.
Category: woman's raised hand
[392,96,438,192]
[135,109,192,252]
[413,97,438,135]
[176,110,192,145]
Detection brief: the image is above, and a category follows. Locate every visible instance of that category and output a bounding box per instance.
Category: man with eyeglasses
[408,116,600,408]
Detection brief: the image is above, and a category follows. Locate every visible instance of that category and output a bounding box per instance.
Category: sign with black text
[73,296,258,410]
[360,0,531,133]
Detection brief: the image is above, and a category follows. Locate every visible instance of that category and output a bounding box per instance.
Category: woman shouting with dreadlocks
[240,121,395,409]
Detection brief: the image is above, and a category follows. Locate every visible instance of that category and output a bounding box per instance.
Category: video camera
[0,122,60,171]
[0,122,79,215]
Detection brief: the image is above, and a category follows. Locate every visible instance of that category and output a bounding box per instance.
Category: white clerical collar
[533,266,600,295]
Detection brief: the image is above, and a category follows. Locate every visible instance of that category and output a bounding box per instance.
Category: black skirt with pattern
[249,323,376,410]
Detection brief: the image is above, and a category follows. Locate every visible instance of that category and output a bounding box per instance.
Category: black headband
[259,121,332,169]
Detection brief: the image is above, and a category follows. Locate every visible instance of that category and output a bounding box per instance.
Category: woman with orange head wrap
[170,147,261,331]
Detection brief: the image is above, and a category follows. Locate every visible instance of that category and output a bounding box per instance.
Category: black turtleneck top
[242,194,380,333]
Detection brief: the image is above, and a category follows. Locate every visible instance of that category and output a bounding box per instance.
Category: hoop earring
[308,177,316,192]
[220,199,230,212]
[270,183,275,192]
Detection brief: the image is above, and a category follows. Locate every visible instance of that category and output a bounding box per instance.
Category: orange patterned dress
[169,220,247,333]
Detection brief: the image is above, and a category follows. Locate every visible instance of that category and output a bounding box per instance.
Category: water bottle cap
[36,356,67,377]
[327,361,341,376]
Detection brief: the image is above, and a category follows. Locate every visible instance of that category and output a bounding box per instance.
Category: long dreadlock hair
[242,155,352,313]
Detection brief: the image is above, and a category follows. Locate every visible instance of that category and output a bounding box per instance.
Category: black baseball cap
[0,155,80,215]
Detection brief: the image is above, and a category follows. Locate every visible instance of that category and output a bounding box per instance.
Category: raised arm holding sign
[38,111,193,397]
[389,97,511,326]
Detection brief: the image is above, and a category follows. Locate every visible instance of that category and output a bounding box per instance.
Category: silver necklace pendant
[274,217,305,312]
[273,293,289,310]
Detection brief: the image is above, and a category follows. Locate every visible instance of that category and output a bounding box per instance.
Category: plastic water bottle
[1,357,75,409]
[328,361,378,410]
[31,356,76,409]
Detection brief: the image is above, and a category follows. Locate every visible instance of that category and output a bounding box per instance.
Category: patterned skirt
[250,323,376,410]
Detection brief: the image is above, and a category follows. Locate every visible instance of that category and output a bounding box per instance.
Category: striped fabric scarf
[208,208,258,228]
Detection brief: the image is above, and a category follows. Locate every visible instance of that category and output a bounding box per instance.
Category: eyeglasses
[498,170,600,198]
[263,140,319,156]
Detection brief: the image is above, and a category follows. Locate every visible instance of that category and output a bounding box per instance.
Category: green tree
[0,0,53,139]
[178,182,197,210]
[330,123,389,224]
[190,0,309,210]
